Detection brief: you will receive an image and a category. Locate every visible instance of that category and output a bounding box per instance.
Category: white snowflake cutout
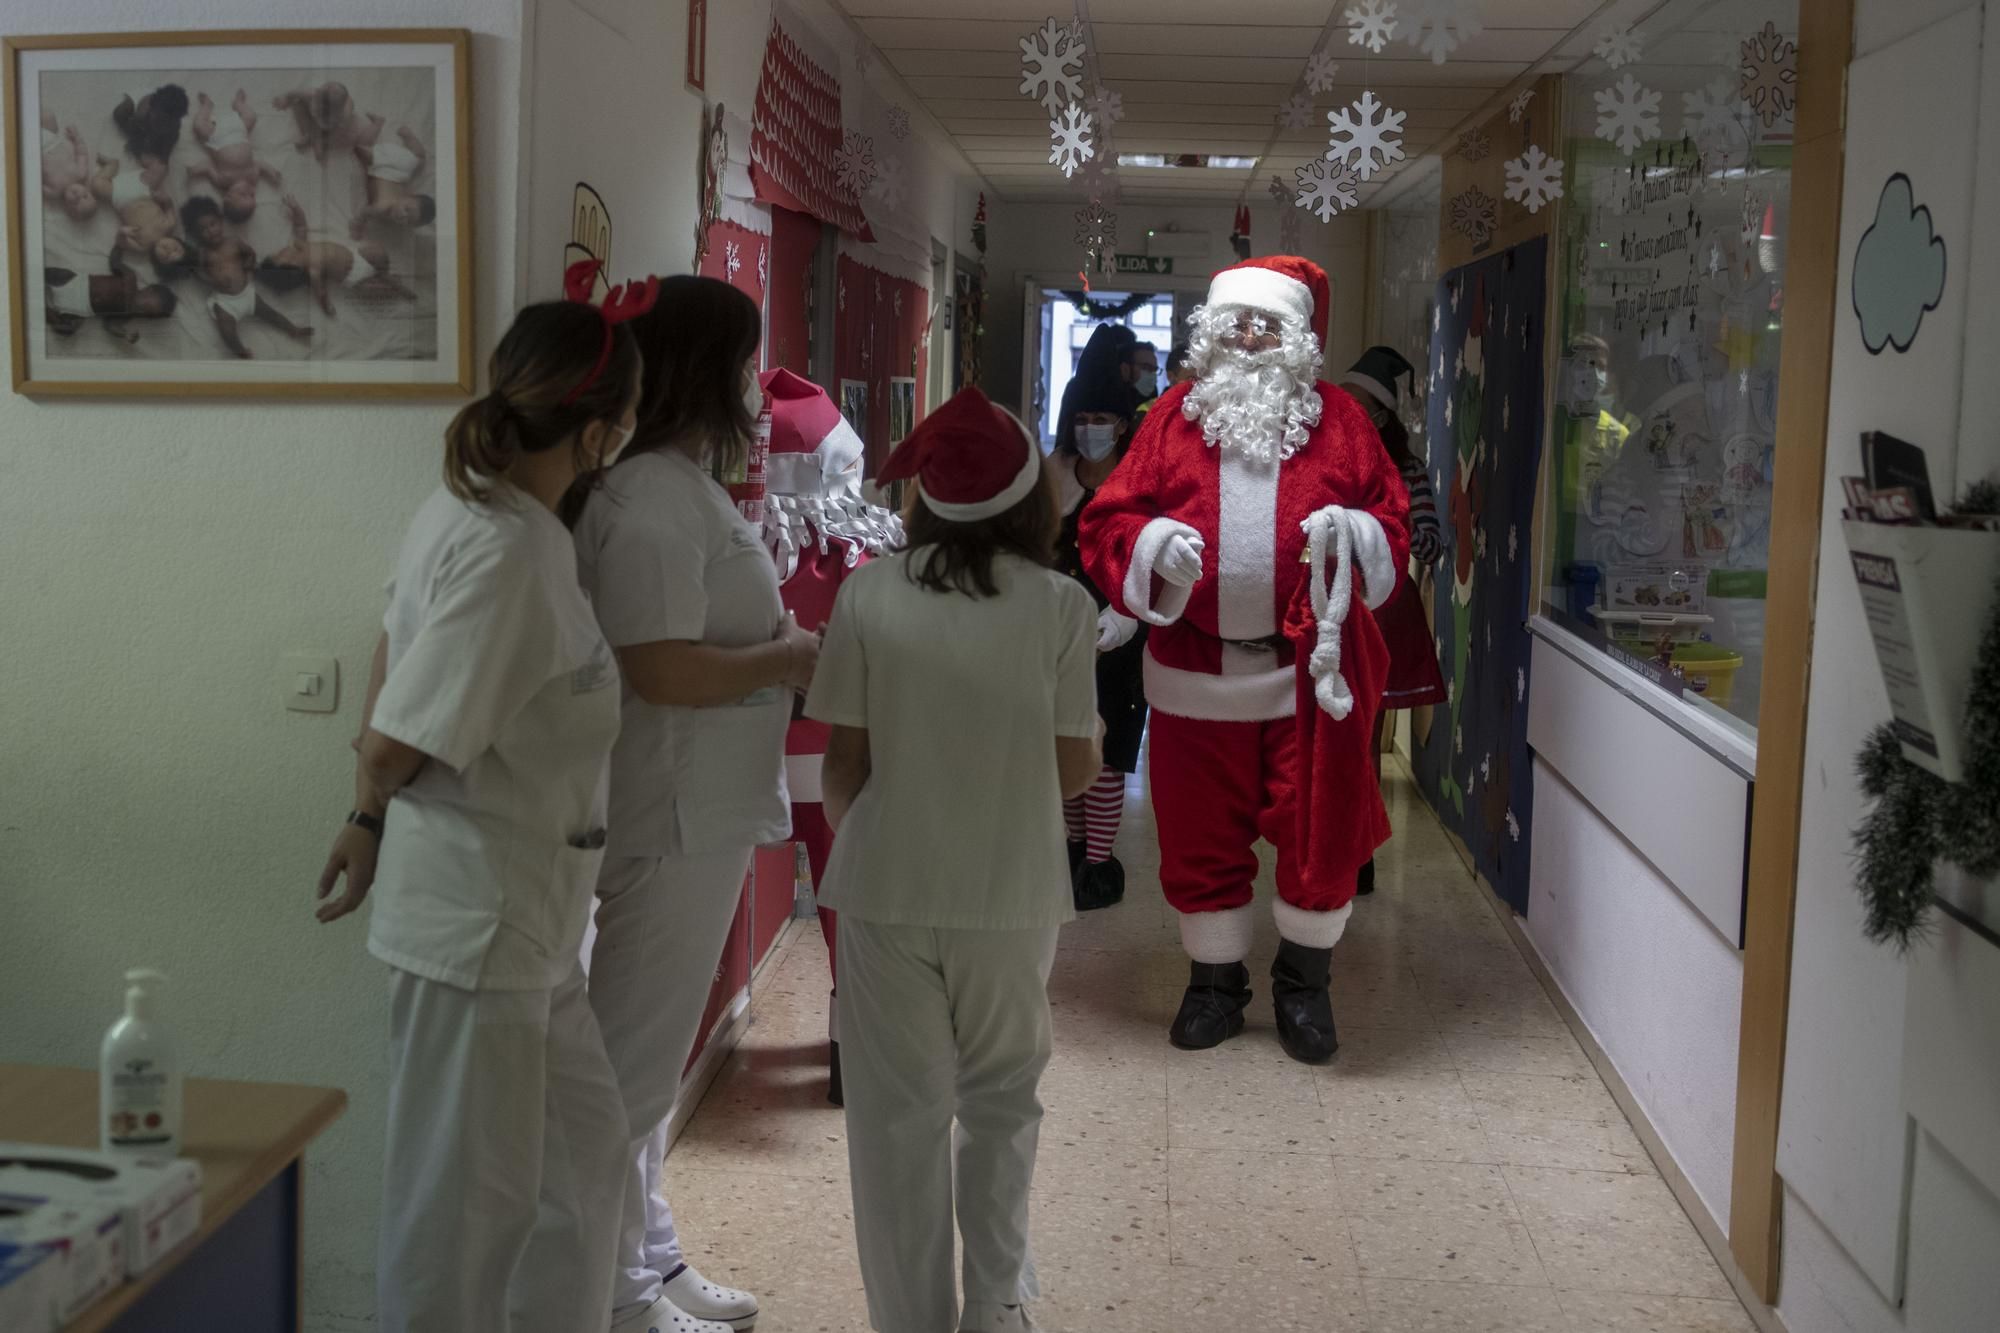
[1444,395,1454,427]
[1682,77,1759,153]
[724,239,741,280]
[1502,144,1564,213]
[1508,87,1535,124]
[1326,91,1406,180]
[1507,809,1520,842]
[1346,0,1398,54]
[1447,678,1456,705]
[1087,86,1124,126]
[1404,0,1484,66]
[1455,724,1464,754]
[886,106,912,142]
[1592,23,1644,69]
[1074,199,1116,251]
[1593,74,1661,155]
[1019,17,1085,113]
[757,244,769,293]
[1304,50,1340,94]
[868,157,907,212]
[1294,158,1361,221]
[1279,95,1316,131]
[1739,21,1798,129]
[1481,753,1492,780]
[1449,187,1497,247]
[1516,667,1525,701]
[1049,103,1096,177]
[834,131,878,194]
[1456,128,1491,162]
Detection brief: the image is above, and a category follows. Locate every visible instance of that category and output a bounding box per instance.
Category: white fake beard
[1180,307,1324,465]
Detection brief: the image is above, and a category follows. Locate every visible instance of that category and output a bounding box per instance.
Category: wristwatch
[347,810,386,838]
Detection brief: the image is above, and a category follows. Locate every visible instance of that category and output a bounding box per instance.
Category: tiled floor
[665,769,1756,1332]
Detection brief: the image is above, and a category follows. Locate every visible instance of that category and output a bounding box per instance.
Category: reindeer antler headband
[561,259,661,406]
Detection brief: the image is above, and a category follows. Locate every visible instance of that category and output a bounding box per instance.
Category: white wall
[981,201,1370,415]
[1775,1,2000,1328]
[0,3,527,1330]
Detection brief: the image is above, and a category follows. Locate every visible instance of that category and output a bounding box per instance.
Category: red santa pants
[793,801,838,982]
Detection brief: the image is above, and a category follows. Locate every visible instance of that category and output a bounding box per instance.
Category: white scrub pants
[839,918,1060,1333]
[377,964,627,1333]
[585,849,755,1321]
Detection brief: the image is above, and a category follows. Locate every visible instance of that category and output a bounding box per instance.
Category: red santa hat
[1206,255,1330,346]
[877,386,1041,522]
[760,367,865,496]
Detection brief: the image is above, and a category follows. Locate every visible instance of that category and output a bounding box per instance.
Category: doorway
[1025,286,1180,448]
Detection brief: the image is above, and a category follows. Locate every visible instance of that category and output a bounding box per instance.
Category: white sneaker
[663,1265,759,1331]
[958,1303,1037,1332]
[613,1293,732,1333]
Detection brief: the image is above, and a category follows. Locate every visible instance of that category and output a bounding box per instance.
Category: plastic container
[1669,642,1745,707]
[99,970,180,1159]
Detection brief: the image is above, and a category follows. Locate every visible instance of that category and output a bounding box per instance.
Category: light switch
[282,654,340,714]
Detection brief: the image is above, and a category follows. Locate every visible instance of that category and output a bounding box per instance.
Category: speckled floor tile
[1445,1030,1596,1077]
[1556,1289,1759,1331]
[1169,1267,1371,1329]
[1366,1277,1572,1331]
[1505,1167,1736,1299]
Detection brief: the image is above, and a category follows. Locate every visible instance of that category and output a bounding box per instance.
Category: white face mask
[599,422,634,466]
[1076,421,1120,461]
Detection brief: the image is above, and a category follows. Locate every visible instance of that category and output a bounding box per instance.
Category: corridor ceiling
[835,0,1758,207]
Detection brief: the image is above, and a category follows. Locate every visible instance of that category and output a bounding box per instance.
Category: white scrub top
[368,486,621,992]
[573,447,791,857]
[805,551,1098,931]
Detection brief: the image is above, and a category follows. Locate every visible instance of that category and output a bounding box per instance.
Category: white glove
[1096,607,1139,651]
[1153,532,1206,588]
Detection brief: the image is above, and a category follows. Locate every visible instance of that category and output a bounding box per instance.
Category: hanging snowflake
[1593,73,1661,155]
[1080,152,1116,193]
[834,131,878,195]
[1326,91,1406,180]
[868,157,907,212]
[1279,95,1316,131]
[1448,186,1497,247]
[1681,76,1758,149]
[1074,199,1117,252]
[1346,0,1398,53]
[1087,86,1124,126]
[1019,17,1085,113]
[1404,0,1483,66]
[1502,145,1564,213]
[1455,128,1491,162]
[757,243,768,292]
[1508,87,1535,124]
[1266,173,1290,203]
[1304,50,1340,94]
[1049,103,1096,178]
[1739,20,1798,129]
[886,106,912,142]
[1294,157,1361,221]
[725,239,741,281]
[1592,23,1644,69]
[1279,205,1303,253]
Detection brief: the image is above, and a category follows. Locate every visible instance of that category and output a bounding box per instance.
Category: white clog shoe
[663,1266,759,1331]
[615,1293,731,1333]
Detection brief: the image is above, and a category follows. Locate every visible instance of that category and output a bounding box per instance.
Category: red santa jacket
[1077,379,1410,723]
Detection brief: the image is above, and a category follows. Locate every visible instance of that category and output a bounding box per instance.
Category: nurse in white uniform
[570,275,815,1333]
[314,298,644,1333]
[808,388,1103,1333]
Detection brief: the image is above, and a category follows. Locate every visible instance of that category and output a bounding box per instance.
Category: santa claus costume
[759,368,903,1108]
[1078,256,1409,1062]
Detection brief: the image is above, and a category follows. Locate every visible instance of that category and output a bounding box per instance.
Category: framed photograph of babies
[5,29,473,398]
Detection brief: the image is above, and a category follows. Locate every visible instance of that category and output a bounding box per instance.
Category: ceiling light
[1116,153,1257,170]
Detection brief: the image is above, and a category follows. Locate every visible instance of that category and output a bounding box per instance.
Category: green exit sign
[1114,253,1173,275]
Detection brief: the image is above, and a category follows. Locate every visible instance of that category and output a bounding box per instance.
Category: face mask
[743,374,765,420]
[1133,372,1158,399]
[1076,421,1119,461]
[601,423,635,465]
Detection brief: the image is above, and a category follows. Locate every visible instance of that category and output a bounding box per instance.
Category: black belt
[1218,635,1286,653]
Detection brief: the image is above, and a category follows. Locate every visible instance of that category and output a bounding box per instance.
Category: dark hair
[621,274,762,475]
[151,239,193,284]
[902,464,1059,598]
[179,196,222,239]
[1363,396,1418,472]
[414,195,438,227]
[136,285,177,317]
[255,258,310,292]
[444,301,641,506]
[1075,322,1137,386]
[1166,342,1194,378]
[115,85,189,163]
[1053,366,1140,459]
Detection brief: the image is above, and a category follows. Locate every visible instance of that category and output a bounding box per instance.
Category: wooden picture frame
[6,28,474,398]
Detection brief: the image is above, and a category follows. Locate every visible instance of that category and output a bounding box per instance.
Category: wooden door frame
[1728,0,1856,1302]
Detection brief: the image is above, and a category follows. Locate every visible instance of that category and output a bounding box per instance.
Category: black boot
[827,1039,844,1106]
[1356,859,1376,896]
[1169,961,1252,1050]
[1073,856,1126,912]
[1068,839,1087,878]
[1271,940,1339,1064]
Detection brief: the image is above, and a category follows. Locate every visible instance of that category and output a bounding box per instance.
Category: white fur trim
[785,753,823,803]
[1124,517,1200,627]
[1348,511,1396,611]
[1178,904,1255,963]
[1341,372,1395,410]
[1216,451,1278,640]
[1274,899,1353,949]
[1207,267,1313,327]
[1143,652,1294,722]
[917,433,1040,521]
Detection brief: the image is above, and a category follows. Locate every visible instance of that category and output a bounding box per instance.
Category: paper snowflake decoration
[1593,73,1661,155]
[1294,157,1361,221]
[1019,17,1085,113]
[1682,76,1758,148]
[1404,0,1483,66]
[1507,809,1520,841]
[1502,145,1563,213]
[1326,91,1406,180]
[757,244,768,292]
[1279,206,1302,253]
[1304,50,1340,94]
[1346,0,1398,53]
[725,239,741,280]
[1455,128,1490,162]
[886,106,911,142]
[1444,395,1453,426]
[1740,21,1798,128]
[837,278,846,312]
[1508,87,1535,124]
[1592,23,1644,69]
[868,156,907,212]
[1267,173,1290,202]
[1279,95,1316,131]
[1049,103,1096,178]
[1079,152,1116,193]
[834,131,878,195]
[1074,199,1116,251]
[1448,186,1497,247]
[1087,86,1124,126]
[1517,667,1525,701]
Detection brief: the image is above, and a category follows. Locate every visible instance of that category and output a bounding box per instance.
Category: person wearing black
[1048,364,1149,910]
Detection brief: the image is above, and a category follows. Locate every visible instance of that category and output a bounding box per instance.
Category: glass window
[1542,0,1798,740]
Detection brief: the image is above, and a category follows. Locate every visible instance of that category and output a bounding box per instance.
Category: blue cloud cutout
[1852,173,1947,355]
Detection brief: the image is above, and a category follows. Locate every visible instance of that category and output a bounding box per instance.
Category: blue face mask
[1076,421,1120,461]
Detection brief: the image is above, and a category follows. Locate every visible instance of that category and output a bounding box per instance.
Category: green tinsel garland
[1852,495,2000,949]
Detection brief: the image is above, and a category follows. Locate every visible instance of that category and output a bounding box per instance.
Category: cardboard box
[0,1186,124,1322]
[0,1243,62,1333]
[0,1145,202,1277]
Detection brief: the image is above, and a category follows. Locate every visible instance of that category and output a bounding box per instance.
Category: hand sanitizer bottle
[100,969,181,1157]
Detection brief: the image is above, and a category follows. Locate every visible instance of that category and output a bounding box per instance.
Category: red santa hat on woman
[1204,254,1330,348]
[761,367,866,497]
[877,386,1041,522]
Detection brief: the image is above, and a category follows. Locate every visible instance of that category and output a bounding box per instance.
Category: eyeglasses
[1218,310,1281,350]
